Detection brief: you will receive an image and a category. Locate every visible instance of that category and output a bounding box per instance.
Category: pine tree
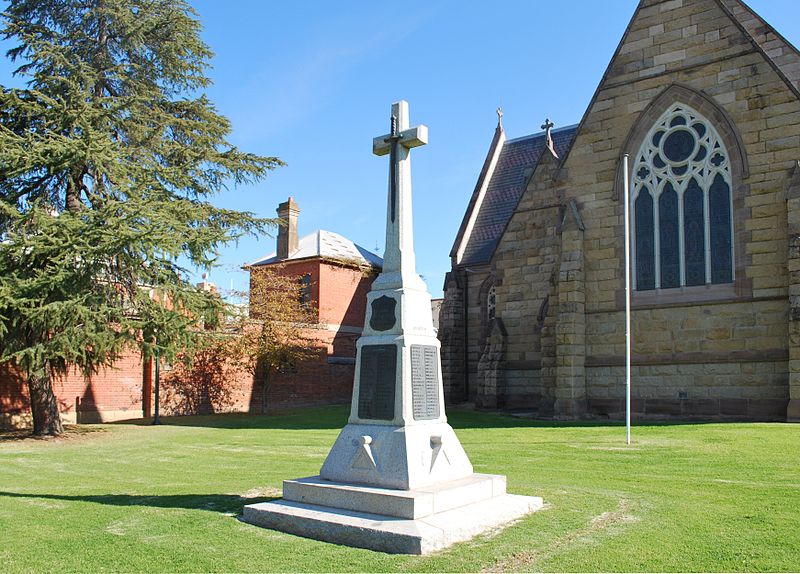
[0,0,283,435]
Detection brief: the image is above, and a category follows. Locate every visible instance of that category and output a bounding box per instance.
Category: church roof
[247,230,383,268]
[452,124,578,267]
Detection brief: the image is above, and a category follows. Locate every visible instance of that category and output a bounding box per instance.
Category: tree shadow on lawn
[0,425,108,443]
[120,407,349,430]
[0,490,277,514]
[115,405,723,432]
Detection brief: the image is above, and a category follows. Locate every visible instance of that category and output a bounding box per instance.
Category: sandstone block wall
[481,0,799,419]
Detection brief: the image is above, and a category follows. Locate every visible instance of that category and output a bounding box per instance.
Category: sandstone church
[439,0,800,421]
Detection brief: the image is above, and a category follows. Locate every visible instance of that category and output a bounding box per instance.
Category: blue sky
[3,1,799,298]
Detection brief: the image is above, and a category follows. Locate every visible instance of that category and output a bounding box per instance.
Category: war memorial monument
[243,101,542,554]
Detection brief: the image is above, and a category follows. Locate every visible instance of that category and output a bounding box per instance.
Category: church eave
[480,144,559,267]
[714,0,800,103]
[449,124,506,262]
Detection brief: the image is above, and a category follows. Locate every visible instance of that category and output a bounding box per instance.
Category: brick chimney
[276,197,300,260]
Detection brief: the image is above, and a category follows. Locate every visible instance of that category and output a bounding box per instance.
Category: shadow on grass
[0,491,277,514]
[113,405,726,432]
[0,425,108,443]
[120,406,350,430]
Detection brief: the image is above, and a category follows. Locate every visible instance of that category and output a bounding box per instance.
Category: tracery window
[632,104,733,291]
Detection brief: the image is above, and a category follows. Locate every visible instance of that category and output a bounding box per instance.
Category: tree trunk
[28,368,64,436]
[261,368,270,414]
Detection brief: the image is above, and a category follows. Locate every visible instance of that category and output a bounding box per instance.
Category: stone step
[242,491,542,555]
[282,473,507,519]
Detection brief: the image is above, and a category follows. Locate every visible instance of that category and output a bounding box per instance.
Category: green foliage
[241,266,318,378]
[159,335,246,416]
[0,410,798,572]
[0,0,283,384]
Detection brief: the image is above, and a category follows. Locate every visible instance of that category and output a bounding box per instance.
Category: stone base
[242,473,542,554]
[320,422,474,490]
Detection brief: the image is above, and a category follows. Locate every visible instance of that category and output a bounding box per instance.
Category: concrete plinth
[242,473,542,554]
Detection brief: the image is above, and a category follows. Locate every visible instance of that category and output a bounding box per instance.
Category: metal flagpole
[623,154,632,445]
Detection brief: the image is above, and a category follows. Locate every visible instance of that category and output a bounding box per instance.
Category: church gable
[553,0,800,420]
[556,0,800,309]
[452,123,577,268]
[441,0,800,421]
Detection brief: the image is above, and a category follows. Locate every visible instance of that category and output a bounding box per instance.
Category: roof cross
[541,118,558,159]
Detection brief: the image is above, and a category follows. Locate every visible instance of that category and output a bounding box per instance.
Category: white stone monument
[243,101,542,554]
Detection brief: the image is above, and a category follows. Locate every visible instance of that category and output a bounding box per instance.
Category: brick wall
[0,350,148,428]
[317,261,373,329]
[242,257,376,413]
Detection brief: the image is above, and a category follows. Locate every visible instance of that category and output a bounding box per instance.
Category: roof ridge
[247,227,382,268]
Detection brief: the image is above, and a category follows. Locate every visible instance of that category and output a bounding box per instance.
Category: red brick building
[245,197,382,410]
[0,197,380,428]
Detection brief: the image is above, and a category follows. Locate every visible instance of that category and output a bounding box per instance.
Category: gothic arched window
[632,103,733,291]
[486,284,496,321]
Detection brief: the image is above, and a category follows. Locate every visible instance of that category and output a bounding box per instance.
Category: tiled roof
[457,125,578,266]
[248,230,383,268]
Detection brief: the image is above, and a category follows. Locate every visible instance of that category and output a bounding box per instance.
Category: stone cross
[542,118,558,159]
[241,100,541,553]
[372,101,427,288]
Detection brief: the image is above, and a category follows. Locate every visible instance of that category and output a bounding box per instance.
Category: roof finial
[496,107,503,129]
[541,118,558,159]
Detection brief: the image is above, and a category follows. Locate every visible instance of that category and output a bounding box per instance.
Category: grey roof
[457,125,578,266]
[248,229,383,268]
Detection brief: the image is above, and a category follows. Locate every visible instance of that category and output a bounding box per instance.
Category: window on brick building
[299,274,312,306]
[486,284,496,321]
[632,103,733,291]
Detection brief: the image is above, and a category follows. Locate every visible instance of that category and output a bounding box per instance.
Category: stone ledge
[283,473,506,520]
[242,492,542,554]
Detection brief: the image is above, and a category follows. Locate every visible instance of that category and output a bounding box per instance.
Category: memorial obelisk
[243,101,542,554]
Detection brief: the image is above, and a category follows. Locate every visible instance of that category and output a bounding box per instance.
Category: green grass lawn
[0,407,798,573]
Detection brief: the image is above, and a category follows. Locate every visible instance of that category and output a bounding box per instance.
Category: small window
[487,284,496,321]
[299,274,312,305]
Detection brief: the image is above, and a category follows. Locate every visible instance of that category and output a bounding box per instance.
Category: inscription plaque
[370,295,397,332]
[358,345,397,420]
[410,345,440,420]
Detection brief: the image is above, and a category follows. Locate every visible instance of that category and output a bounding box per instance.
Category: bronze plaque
[358,345,397,420]
[411,345,440,420]
[370,295,397,332]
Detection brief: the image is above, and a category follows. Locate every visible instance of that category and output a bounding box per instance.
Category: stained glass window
[631,103,733,291]
[683,179,705,286]
[710,174,733,284]
[635,188,655,290]
[659,184,680,289]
